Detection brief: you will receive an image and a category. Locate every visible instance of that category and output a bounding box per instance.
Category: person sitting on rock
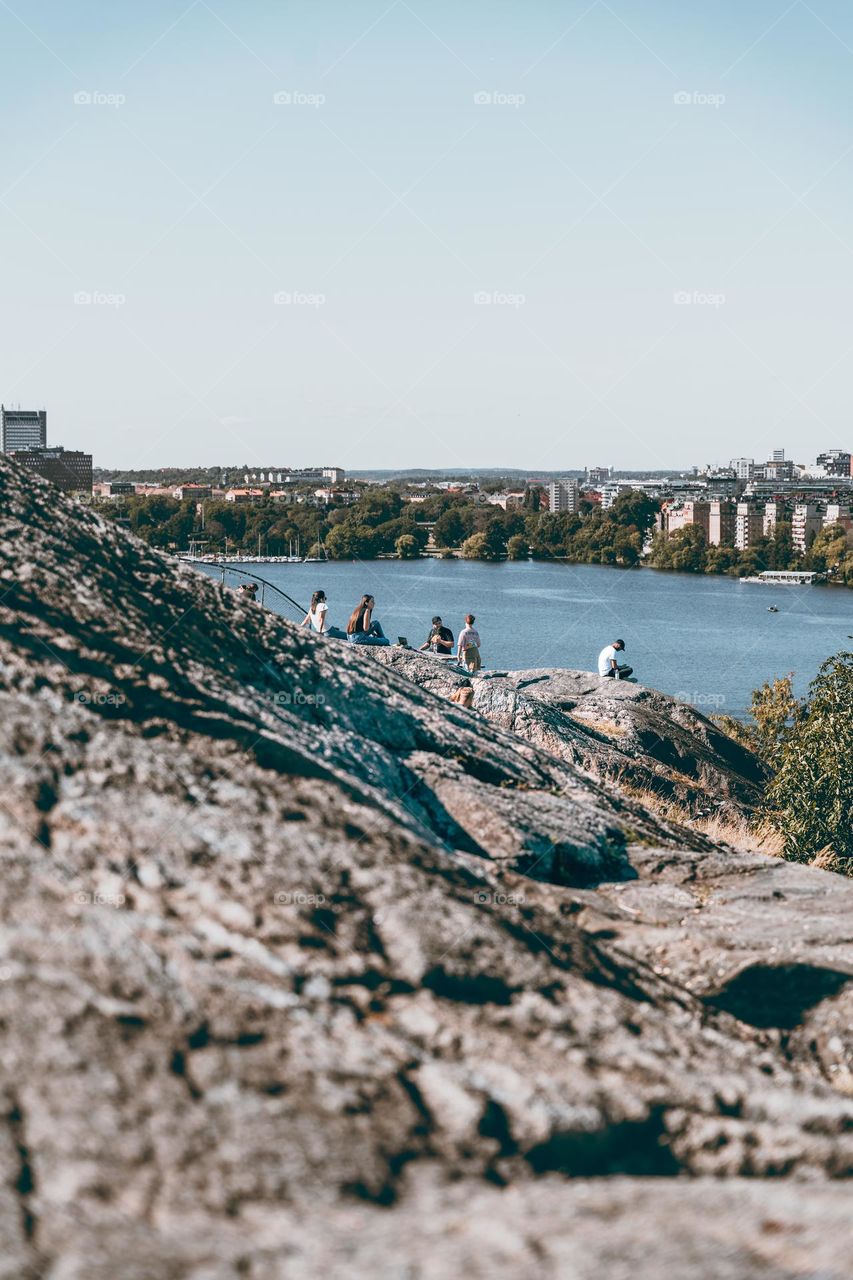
[419,616,454,656]
[598,638,633,680]
[237,582,259,601]
[457,614,482,673]
[302,589,348,640]
[302,589,329,633]
[346,594,390,646]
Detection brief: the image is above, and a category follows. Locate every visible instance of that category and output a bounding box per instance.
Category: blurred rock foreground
[0,455,851,1279]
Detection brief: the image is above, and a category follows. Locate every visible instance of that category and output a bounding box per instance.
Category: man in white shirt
[598,638,633,680]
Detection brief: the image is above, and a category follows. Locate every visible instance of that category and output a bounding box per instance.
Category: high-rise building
[771,449,785,463]
[731,457,754,480]
[586,466,610,484]
[791,503,821,553]
[548,479,579,513]
[763,500,787,537]
[708,500,736,546]
[815,450,852,477]
[735,502,764,550]
[12,447,93,493]
[825,502,852,525]
[1,405,47,453]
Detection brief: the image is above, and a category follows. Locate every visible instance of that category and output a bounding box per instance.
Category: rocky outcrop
[0,455,851,1279]
[370,648,767,817]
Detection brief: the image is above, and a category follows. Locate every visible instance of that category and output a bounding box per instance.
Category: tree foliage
[764,653,853,871]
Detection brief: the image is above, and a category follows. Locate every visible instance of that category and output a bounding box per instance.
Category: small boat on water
[767,605,779,612]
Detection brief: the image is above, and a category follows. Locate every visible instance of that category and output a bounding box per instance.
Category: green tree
[506,533,529,560]
[395,533,419,559]
[461,531,501,561]
[769,521,796,571]
[765,653,853,871]
[649,526,707,573]
[706,546,740,575]
[433,507,472,548]
[807,524,850,574]
[716,674,802,768]
[610,489,659,532]
[325,523,377,559]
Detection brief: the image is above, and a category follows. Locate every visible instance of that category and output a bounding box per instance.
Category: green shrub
[765,653,853,872]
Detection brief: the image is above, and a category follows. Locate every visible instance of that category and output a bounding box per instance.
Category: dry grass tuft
[690,812,785,858]
[614,777,785,857]
[569,715,628,739]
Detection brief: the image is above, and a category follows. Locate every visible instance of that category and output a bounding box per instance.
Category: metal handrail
[183,558,307,619]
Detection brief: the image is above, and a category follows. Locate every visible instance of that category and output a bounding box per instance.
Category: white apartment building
[734,502,764,550]
[548,479,579,513]
[791,503,822,552]
[731,457,754,480]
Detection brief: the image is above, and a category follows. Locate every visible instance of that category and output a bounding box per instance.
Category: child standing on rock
[457,614,482,673]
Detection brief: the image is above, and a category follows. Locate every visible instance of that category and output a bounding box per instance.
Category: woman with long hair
[346,594,390,646]
[302,589,328,633]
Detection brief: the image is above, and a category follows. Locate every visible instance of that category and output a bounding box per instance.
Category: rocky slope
[0,455,851,1279]
[369,647,767,817]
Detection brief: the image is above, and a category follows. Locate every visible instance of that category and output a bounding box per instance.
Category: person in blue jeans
[346,594,390,646]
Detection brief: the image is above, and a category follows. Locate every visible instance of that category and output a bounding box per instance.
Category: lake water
[196,559,853,718]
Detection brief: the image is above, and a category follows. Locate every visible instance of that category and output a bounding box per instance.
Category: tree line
[95,486,853,584]
[95,486,660,565]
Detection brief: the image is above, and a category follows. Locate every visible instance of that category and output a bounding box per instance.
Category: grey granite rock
[0,455,851,1277]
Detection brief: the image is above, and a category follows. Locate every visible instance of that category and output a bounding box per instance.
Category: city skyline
[4,2,853,468]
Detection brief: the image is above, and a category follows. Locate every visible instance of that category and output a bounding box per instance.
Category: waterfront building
[1,405,47,453]
[12,446,92,493]
[734,502,764,550]
[791,503,822,552]
[548,480,579,513]
[748,569,825,584]
[707,500,736,546]
[763,500,787,536]
[665,500,710,539]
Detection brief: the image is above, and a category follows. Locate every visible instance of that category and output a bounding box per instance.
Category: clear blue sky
[2,0,853,471]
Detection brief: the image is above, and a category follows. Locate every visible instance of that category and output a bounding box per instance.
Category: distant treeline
[93,486,853,584]
[94,487,659,564]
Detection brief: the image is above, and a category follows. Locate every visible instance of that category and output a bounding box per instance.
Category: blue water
[196,559,853,718]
